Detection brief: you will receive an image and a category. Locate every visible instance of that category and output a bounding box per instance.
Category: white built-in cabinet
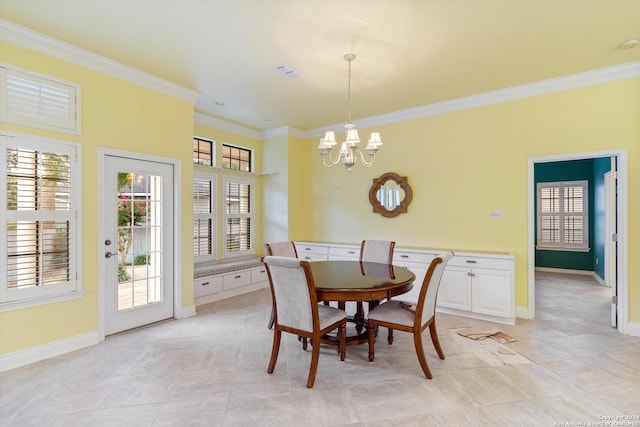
[194,264,268,306]
[295,242,515,325]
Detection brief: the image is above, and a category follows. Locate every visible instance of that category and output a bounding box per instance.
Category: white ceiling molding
[307,60,640,139]
[0,18,200,104]
[262,126,305,140]
[194,112,261,140]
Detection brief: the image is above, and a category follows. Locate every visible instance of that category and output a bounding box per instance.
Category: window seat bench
[193,256,268,306]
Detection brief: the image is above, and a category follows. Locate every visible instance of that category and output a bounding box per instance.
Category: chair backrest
[265,241,298,258]
[415,252,454,327]
[262,256,317,333]
[360,240,395,264]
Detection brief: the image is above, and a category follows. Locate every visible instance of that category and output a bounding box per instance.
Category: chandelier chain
[347,58,352,124]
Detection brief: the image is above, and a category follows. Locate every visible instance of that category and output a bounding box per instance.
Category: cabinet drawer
[296,243,328,256]
[194,276,223,298]
[393,251,434,265]
[448,255,513,270]
[252,266,268,283]
[329,246,360,259]
[300,254,327,262]
[223,271,252,290]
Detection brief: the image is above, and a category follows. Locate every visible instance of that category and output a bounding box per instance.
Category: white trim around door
[97,148,183,341]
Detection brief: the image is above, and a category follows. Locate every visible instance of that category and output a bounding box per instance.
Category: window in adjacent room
[0,65,81,135]
[223,176,254,257]
[222,144,251,172]
[193,137,214,166]
[1,134,82,310]
[537,180,589,251]
[193,173,216,262]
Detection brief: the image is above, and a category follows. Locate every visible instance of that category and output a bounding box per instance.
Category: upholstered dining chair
[265,241,298,259]
[265,241,298,330]
[263,256,347,388]
[367,252,454,379]
[355,240,396,327]
[360,239,395,265]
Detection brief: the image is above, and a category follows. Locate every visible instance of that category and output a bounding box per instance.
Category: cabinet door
[223,271,251,291]
[328,246,360,260]
[194,276,223,298]
[471,269,512,317]
[437,267,472,311]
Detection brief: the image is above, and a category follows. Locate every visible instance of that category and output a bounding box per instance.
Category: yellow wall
[0,42,196,354]
[300,78,639,321]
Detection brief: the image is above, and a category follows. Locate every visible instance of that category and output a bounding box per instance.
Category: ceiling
[1,0,639,132]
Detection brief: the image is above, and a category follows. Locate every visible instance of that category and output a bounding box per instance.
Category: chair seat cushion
[317,304,347,330]
[368,300,414,327]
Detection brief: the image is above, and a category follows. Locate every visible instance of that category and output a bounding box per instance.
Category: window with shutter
[1,66,80,134]
[193,173,216,262]
[1,134,81,309]
[537,180,588,251]
[223,176,254,257]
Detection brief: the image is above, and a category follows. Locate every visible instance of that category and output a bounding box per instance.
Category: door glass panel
[116,172,163,311]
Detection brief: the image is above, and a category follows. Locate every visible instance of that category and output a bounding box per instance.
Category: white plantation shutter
[1,66,80,134]
[537,181,588,250]
[223,176,254,257]
[1,135,81,306]
[193,174,216,262]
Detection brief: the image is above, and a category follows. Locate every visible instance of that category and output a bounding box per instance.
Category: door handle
[105,252,117,259]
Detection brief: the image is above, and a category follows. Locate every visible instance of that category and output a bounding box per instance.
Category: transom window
[193,137,213,166]
[537,180,588,251]
[1,65,81,135]
[222,144,251,172]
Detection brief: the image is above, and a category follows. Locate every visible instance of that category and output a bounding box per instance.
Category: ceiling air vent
[273,64,301,79]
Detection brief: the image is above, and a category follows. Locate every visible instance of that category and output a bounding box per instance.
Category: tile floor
[1,272,639,426]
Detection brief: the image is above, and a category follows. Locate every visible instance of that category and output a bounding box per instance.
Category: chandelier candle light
[317,53,383,169]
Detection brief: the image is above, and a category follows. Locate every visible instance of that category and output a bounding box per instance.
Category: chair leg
[387,328,394,345]
[368,320,376,361]
[429,321,445,360]
[339,323,346,361]
[267,306,275,330]
[307,337,321,388]
[413,331,433,379]
[267,330,282,374]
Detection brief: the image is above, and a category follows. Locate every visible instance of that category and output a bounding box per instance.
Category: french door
[102,155,174,335]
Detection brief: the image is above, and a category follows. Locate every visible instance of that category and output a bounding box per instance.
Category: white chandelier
[317,53,383,170]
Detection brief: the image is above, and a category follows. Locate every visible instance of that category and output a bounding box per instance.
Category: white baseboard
[178,305,197,319]
[0,330,100,373]
[515,305,532,320]
[625,321,640,337]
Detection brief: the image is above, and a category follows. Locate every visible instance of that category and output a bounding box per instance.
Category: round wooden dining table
[309,260,416,346]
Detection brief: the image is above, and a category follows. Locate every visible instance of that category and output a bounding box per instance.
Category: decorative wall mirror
[368,172,413,218]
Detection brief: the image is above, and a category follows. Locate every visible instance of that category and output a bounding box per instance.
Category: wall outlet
[491,210,502,219]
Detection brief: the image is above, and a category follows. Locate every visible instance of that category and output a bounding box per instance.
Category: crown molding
[306,60,640,139]
[0,18,200,104]
[194,112,261,140]
[262,126,305,140]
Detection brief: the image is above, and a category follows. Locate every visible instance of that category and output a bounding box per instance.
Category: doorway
[99,151,176,336]
[527,149,629,333]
